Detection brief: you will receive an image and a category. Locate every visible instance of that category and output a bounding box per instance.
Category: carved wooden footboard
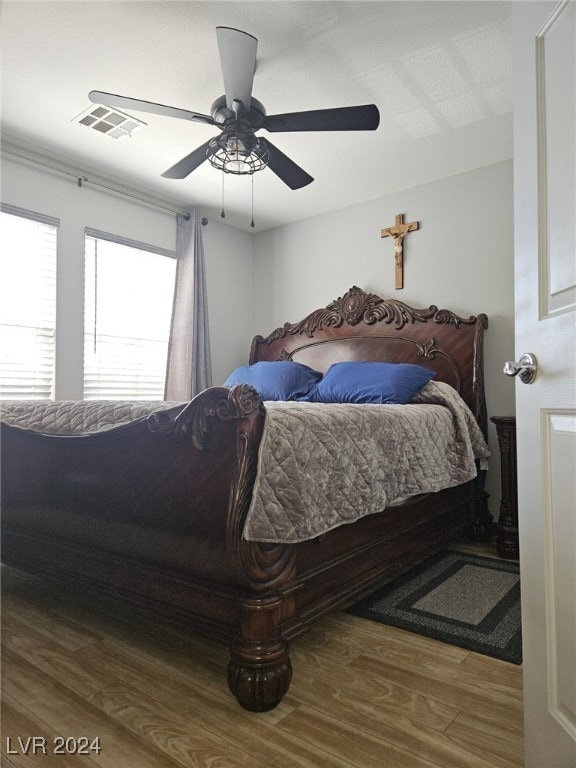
[1,383,298,710]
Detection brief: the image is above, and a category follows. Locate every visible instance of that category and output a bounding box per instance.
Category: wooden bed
[0,286,490,711]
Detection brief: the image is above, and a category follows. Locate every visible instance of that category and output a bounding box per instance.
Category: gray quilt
[0,400,184,434]
[244,382,490,543]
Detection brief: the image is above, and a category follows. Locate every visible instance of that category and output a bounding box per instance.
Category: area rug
[346,550,522,664]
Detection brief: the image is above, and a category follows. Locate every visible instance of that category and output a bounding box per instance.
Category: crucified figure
[391,230,409,267]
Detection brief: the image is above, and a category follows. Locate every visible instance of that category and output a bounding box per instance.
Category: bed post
[227,592,292,711]
[226,539,297,711]
[220,387,298,712]
[469,312,493,541]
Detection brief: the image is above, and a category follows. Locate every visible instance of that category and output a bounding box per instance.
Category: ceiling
[0,1,513,232]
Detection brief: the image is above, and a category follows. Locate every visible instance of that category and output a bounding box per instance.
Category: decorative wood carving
[415,338,462,390]
[148,384,262,450]
[432,308,478,328]
[416,337,440,359]
[255,286,480,347]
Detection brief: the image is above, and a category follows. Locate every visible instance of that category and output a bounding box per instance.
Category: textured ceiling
[0,1,513,231]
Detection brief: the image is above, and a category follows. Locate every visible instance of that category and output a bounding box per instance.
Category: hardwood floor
[1,541,524,768]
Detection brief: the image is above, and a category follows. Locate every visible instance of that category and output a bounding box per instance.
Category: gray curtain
[164,211,212,400]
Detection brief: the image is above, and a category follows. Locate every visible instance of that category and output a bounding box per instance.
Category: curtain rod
[1,146,208,225]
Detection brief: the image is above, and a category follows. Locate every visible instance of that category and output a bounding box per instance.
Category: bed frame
[1,286,490,711]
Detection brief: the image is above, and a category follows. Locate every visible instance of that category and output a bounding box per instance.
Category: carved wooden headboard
[250,286,488,437]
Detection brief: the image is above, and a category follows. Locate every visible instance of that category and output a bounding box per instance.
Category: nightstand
[490,416,519,559]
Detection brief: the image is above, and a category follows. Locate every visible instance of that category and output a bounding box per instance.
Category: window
[0,207,58,399]
[83,233,176,400]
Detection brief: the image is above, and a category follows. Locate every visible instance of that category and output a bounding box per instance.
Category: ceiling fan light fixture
[206,133,269,175]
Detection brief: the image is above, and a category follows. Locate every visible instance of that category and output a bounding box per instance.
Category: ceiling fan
[89,26,380,190]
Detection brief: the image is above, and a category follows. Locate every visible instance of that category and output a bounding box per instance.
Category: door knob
[503,353,537,384]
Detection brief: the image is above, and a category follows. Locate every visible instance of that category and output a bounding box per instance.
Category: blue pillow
[303,361,435,404]
[224,361,323,401]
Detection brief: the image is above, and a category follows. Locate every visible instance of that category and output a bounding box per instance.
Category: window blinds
[83,234,176,400]
[0,207,58,399]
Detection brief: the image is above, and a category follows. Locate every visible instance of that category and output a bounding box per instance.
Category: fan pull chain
[250,173,255,229]
[220,171,226,219]
[93,238,98,354]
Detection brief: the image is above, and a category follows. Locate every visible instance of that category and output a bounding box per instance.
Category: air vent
[72,105,146,140]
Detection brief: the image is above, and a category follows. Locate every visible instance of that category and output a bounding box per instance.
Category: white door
[512,2,576,766]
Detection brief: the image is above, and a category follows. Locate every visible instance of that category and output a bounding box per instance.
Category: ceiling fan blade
[89,91,215,126]
[260,139,313,190]
[161,140,211,179]
[216,27,257,112]
[264,104,380,133]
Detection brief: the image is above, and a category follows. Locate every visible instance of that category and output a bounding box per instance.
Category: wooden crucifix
[381,213,420,290]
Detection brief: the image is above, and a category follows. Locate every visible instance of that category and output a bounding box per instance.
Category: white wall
[1,153,253,396]
[253,160,516,513]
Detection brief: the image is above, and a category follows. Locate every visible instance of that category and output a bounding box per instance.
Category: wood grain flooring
[1,542,524,768]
